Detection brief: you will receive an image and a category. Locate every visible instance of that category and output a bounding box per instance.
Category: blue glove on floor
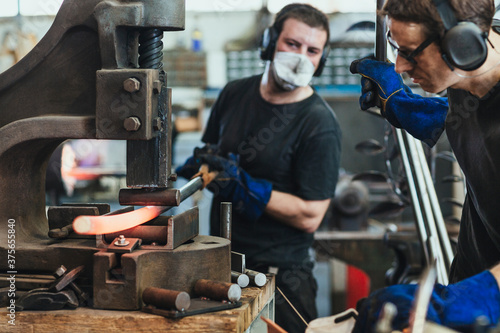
[353,270,500,333]
[197,153,272,223]
[350,56,448,147]
[175,144,218,180]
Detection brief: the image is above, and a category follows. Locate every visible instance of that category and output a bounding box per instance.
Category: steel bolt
[152,117,162,131]
[53,265,67,278]
[153,80,161,94]
[123,78,141,93]
[114,235,130,247]
[123,116,141,132]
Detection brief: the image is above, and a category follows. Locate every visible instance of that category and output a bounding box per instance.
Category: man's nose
[292,44,309,56]
[394,55,413,74]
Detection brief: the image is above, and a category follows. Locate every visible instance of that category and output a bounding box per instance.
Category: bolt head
[54,265,67,277]
[123,117,141,132]
[152,117,162,131]
[123,78,141,93]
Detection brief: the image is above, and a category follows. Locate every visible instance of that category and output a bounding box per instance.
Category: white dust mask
[271,51,316,91]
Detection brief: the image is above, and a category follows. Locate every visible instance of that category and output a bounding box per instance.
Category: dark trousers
[272,266,318,333]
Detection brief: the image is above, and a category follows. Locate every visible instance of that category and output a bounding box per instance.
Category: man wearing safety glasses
[350,0,500,332]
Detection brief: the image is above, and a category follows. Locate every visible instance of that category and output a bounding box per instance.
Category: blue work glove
[175,144,218,180]
[350,56,449,147]
[353,270,500,332]
[197,153,272,223]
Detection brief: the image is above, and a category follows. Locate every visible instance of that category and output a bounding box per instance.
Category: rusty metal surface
[126,86,173,187]
[16,289,79,311]
[107,237,142,254]
[93,235,231,310]
[96,69,160,140]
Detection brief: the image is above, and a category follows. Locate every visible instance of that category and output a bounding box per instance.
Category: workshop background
[1,0,483,318]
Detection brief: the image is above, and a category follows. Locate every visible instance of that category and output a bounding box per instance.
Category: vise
[0,0,231,311]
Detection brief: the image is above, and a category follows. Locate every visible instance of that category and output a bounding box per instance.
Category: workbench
[0,275,275,333]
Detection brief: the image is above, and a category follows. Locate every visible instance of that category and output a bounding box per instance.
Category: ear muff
[433,0,488,71]
[259,27,330,77]
[260,26,278,61]
[313,45,330,77]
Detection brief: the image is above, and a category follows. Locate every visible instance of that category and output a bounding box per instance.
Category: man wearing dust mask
[270,51,317,91]
[176,4,341,332]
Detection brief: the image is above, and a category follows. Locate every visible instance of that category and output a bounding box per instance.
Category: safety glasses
[386,30,438,65]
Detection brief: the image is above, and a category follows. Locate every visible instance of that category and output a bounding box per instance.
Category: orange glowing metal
[72,167,216,235]
[73,205,166,235]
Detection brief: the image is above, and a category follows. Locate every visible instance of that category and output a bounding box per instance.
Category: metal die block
[164,206,199,250]
[48,206,100,230]
[96,69,160,140]
[93,250,140,310]
[100,207,199,250]
[93,235,231,310]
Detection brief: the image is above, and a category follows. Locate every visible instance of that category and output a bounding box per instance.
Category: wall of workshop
[0,11,259,88]
[0,11,376,87]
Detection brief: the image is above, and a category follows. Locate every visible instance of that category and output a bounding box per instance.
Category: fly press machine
[0,0,274,331]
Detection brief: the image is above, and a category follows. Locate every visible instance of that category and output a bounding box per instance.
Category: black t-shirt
[202,75,342,268]
[447,83,500,282]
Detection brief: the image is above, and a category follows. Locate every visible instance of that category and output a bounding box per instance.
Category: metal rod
[142,287,190,311]
[404,132,448,284]
[231,271,249,288]
[118,188,181,206]
[194,279,241,302]
[179,176,204,202]
[376,0,387,61]
[220,202,232,241]
[395,128,431,264]
[245,269,266,287]
[415,141,454,269]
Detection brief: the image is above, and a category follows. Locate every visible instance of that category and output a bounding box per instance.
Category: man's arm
[490,263,500,289]
[266,190,330,233]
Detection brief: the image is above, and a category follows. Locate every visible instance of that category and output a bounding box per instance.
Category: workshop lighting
[73,205,165,235]
[1,0,18,17]
[19,0,63,16]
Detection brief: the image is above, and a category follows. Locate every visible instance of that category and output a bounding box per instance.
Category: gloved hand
[175,144,218,180]
[353,270,500,333]
[350,56,449,147]
[197,153,272,223]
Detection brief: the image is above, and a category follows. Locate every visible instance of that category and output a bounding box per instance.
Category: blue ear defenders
[433,0,488,71]
[259,5,330,77]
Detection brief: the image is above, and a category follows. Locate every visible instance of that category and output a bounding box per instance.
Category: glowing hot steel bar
[73,176,206,235]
